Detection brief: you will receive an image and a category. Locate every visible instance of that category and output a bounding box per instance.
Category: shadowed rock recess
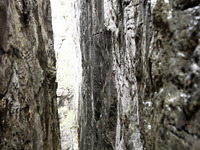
[78,0,200,150]
[0,0,60,150]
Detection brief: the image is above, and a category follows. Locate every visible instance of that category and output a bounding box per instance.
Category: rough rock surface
[79,0,200,149]
[0,0,60,149]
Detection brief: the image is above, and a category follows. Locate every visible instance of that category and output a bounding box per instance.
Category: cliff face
[0,0,60,149]
[79,0,200,150]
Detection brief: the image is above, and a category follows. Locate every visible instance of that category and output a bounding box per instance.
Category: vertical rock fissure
[90,1,95,150]
[1,0,199,150]
[50,0,81,149]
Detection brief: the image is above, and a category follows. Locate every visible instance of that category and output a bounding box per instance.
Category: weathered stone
[0,0,60,149]
[78,0,200,149]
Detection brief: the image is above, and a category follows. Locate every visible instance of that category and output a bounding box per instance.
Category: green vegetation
[60,109,76,128]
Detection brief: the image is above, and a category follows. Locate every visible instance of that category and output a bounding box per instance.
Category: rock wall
[79,0,200,149]
[0,0,60,149]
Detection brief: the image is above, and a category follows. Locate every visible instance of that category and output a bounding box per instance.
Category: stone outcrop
[78,0,200,149]
[0,0,60,149]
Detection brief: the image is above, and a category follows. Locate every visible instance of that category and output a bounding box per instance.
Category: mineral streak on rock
[78,0,200,150]
[0,0,60,149]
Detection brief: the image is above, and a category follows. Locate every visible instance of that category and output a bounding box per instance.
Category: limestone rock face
[79,0,200,149]
[0,0,60,149]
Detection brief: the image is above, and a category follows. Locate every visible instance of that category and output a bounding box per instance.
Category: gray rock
[0,0,60,149]
[78,0,200,149]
